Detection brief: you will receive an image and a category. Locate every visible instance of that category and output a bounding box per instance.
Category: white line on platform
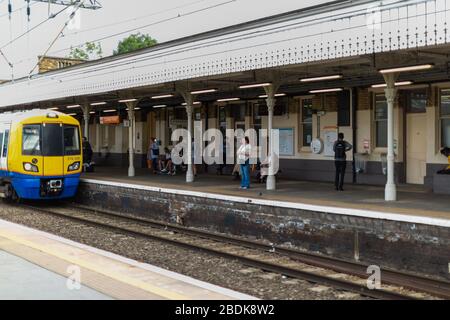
[0,219,257,300]
[82,178,450,228]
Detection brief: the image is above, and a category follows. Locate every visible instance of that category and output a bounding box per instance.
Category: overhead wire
[49,0,238,56]
[8,0,238,68]
[28,0,85,76]
[0,0,37,19]
[61,0,211,39]
[0,5,69,50]
[31,0,441,83]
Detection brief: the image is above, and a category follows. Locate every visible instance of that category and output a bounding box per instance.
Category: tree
[113,33,157,55]
[68,42,103,60]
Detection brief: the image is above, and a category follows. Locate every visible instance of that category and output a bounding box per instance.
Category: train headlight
[68,162,81,172]
[23,162,39,173]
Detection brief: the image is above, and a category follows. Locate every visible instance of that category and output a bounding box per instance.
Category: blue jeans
[240,161,250,188]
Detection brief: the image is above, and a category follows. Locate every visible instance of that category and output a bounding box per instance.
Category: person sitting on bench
[438,147,450,174]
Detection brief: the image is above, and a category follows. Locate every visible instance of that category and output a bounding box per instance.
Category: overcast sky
[0,0,329,79]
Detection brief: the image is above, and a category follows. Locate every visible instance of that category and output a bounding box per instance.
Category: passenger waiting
[161,147,176,176]
[237,137,251,190]
[82,137,94,172]
[333,133,353,191]
[148,138,161,174]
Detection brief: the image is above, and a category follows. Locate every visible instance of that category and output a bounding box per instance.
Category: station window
[374,94,388,148]
[440,89,450,148]
[300,99,313,147]
[407,90,428,113]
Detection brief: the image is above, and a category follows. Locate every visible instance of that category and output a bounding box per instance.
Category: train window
[23,125,42,156]
[42,124,63,156]
[64,125,81,155]
[2,130,9,158]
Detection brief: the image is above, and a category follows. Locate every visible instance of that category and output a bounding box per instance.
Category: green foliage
[113,33,157,55]
[68,42,103,60]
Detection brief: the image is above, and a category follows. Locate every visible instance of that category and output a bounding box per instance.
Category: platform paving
[83,167,450,221]
[0,250,112,300]
[0,219,256,300]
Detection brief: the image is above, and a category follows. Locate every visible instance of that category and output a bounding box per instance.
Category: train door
[0,123,9,171]
[41,122,64,176]
[405,90,428,185]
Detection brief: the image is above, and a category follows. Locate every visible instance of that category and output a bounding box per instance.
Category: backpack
[335,141,346,160]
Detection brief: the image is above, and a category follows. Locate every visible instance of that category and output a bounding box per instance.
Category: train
[0,109,82,201]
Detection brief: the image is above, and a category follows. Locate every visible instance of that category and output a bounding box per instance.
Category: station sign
[100,116,120,125]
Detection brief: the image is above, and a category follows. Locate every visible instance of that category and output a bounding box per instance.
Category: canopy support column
[264,83,280,191]
[179,88,195,183]
[383,73,398,201]
[80,104,90,140]
[126,100,138,177]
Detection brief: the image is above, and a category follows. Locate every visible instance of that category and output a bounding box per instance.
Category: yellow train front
[0,109,82,200]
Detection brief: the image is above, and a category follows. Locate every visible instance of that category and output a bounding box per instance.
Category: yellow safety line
[0,231,189,300]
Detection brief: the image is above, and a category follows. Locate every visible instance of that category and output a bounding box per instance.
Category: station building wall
[84,84,450,188]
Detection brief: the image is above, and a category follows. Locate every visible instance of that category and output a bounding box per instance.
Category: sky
[0,0,330,79]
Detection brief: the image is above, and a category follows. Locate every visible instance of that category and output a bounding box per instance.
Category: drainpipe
[351,88,357,184]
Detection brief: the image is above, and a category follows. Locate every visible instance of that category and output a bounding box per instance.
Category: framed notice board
[278,128,295,156]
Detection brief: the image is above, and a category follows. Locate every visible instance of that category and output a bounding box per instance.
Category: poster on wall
[323,127,338,157]
[278,128,295,156]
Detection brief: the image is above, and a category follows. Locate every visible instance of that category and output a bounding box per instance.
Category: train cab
[0,109,82,200]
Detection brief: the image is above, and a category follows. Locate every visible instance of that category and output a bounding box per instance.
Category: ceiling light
[239,83,272,89]
[191,89,217,95]
[91,102,107,106]
[217,98,240,102]
[67,113,77,116]
[126,107,141,111]
[371,81,413,88]
[66,104,81,109]
[300,74,343,82]
[89,111,96,114]
[103,109,116,113]
[153,105,167,109]
[379,64,434,74]
[309,88,343,94]
[49,107,59,111]
[151,94,174,99]
[118,98,138,103]
[182,102,201,106]
[258,93,287,98]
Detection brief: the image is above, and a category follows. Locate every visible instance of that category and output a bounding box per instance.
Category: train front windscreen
[23,124,80,157]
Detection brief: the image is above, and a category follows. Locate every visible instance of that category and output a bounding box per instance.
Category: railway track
[22,203,450,300]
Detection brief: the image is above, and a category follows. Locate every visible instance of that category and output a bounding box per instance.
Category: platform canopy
[0,0,450,109]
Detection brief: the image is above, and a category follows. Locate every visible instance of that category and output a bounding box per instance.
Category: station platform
[0,219,255,300]
[78,167,450,281]
[82,167,450,226]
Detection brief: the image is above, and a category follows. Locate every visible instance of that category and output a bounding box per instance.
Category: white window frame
[373,93,388,151]
[298,97,313,152]
[439,88,450,149]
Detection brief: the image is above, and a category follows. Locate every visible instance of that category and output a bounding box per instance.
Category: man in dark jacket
[333,133,352,191]
[82,137,93,164]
